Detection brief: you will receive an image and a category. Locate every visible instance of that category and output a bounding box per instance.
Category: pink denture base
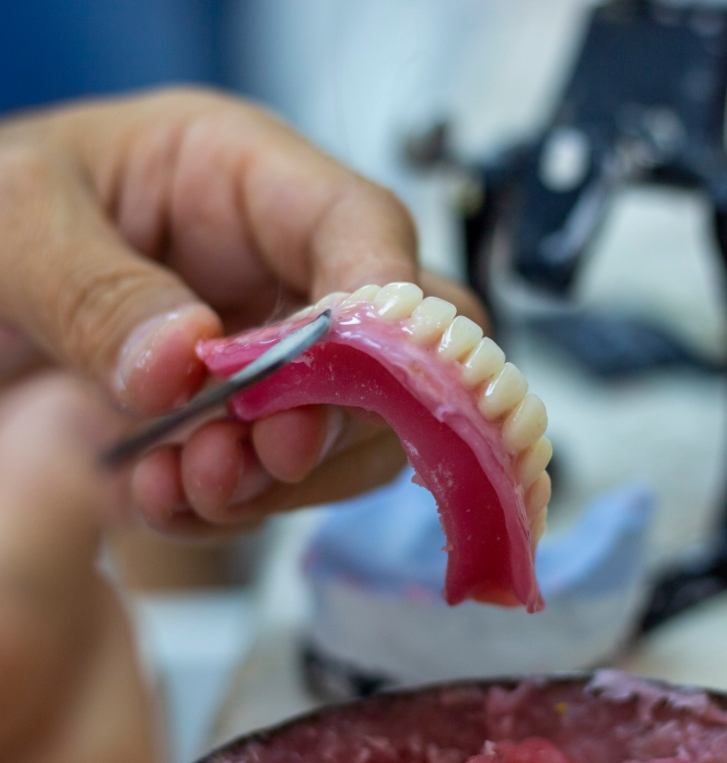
[198,303,543,611]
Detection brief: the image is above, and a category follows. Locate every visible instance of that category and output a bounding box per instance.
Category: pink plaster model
[199,672,727,762]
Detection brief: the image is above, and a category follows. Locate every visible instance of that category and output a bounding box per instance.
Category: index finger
[58,88,420,302]
[238,122,420,297]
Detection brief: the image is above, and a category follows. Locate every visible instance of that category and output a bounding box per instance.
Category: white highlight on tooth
[405,297,457,345]
[460,338,505,388]
[502,394,548,454]
[437,315,483,362]
[373,282,423,320]
[526,472,551,520]
[479,362,528,420]
[516,437,553,489]
[342,284,381,306]
[315,291,349,311]
[531,508,547,546]
[289,305,315,320]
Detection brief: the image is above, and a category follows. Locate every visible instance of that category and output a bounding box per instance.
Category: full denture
[198,282,552,611]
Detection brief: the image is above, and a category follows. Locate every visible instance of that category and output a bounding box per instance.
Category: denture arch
[198,283,551,611]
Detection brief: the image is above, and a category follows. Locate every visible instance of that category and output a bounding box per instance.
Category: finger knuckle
[0,142,53,201]
[56,263,161,373]
[150,84,233,113]
[371,182,408,215]
[362,181,418,247]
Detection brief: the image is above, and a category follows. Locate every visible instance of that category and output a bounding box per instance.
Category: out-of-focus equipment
[409,0,727,300]
[405,0,727,631]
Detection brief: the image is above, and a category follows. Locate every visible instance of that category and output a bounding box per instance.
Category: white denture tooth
[460,338,505,388]
[516,437,553,489]
[502,394,548,454]
[373,282,423,321]
[526,472,552,521]
[437,315,483,362]
[405,297,457,345]
[315,291,349,311]
[342,284,381,306]
[531,508,548,546]
[478,362,528,420]
[289,305,315,320]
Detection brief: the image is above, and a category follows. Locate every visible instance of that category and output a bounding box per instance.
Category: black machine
[470,0,727,298]
[409,0,727,303]
[407,0,727,632]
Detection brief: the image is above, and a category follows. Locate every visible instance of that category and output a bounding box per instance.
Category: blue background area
[306,466,653,600]
[0,1,230,113]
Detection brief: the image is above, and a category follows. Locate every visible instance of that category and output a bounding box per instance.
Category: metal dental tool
[101,309,333,467]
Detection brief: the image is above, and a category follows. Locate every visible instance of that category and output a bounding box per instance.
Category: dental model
[198,283,551,611]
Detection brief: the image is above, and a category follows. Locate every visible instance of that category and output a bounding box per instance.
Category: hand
[0,88,484,534]
[0,374,157,762]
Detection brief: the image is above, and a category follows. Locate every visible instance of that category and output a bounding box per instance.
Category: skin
[0,90,487,757]
[0,374,156,763]
[0,89,486,758]
[0,87,484,534]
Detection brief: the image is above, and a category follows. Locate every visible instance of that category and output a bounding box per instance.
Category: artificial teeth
[526,471,551,520]
[479,362,528,420]
[342,284,381,306]
[461,338,505,388]
[516,437,553,489]
[373,282,424,321]
[437,315,483,362]
[502,394,548,454]
[406,297,457,345]
[315,291,349,311]
[531,508,547,546]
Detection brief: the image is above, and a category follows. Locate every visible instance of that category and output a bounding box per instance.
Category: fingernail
[114,305,219,413]
[318,407,345,465]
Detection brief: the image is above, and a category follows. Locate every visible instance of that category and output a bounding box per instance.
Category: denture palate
[198,281,552,609]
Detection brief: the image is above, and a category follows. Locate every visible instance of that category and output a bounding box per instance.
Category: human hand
[0,374,157,762]
[0,88,484,534]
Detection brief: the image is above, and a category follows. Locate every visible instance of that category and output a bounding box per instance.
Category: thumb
[0,374,122,577]
[0,374,157,760]
[0,146,221,414]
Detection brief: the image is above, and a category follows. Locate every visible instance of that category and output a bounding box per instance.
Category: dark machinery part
[639,539,727,632]
[405,0,727,633]
[406,0,727,302]
[534,311,726,379]
[470,0,727,296]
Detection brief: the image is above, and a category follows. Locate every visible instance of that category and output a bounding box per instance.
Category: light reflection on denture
[437,315,483,362]
[404,297,458,346]
[480,362,528,421]
[461,337,506,388]
[502,394,548,455]
[341,283,381,306]
[198,282,552,610]
[373,281,423,320]
[316,284,552,524]
[314,291,349,311]
[517,436,553,490]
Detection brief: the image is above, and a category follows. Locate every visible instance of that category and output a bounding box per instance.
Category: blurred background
[3,1,726,761]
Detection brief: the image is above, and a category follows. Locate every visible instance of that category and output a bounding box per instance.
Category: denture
[197,283,551,611]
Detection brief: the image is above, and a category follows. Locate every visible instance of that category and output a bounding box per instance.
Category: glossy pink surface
[198,302,542,610]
